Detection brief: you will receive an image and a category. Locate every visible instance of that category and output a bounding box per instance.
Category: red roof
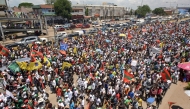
[40,5,53,9]
[12,6,21,12]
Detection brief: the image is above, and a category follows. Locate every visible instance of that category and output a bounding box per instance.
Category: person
[124,96,132,109]
[174,71,180,84]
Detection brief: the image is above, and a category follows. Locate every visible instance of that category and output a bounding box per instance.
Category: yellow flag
[62,62,72,69]
[43,57,51,67]
[16,61,28,70]
[160,42,164,48]
[73,47,77,54]
[26,61,42,71]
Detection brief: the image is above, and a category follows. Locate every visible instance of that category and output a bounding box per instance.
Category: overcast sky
[8,0,190,10]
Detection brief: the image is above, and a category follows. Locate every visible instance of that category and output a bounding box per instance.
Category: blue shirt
[128,91,134,99]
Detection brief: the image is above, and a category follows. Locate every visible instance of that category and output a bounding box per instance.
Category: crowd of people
[0,18,189,109]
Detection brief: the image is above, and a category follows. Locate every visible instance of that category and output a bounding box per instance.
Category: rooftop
[33,4,54,9]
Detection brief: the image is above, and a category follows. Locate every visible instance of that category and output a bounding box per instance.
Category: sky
[8,0,190,10]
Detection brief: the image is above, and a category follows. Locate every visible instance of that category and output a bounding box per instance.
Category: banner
[60,43,68,51]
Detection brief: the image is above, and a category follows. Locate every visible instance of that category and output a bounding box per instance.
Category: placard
[131,60,137,66]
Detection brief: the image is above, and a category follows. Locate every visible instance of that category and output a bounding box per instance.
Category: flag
[60,43,68,51]
[168,102,175,108]
[30,50,44,59]
[16,61,28,70]
[73,47,77,54]
[43,57,51,67]
[8,62,20,74]
[160,42,164,48]
[123,70,134,83]
[161,68,171,81]
[62,62,72,69]
[32,42,38,50]
[30,56,36,62]
[59,50,66,55]
[30,50,38,57]
[45,47,50,55]
[26,61,42,71]
[0,47,9,57]
[128,31,133,40]
[100,62,104,71]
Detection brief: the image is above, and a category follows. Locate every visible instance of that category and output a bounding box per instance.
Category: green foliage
[85,8,89,16]
[44,0,56,4]
[130,9,133,15]
[54,0,72,19]
[18,2,34,8]
[185,82,190,90]
[136,5,151,17]
[152,8,166,15]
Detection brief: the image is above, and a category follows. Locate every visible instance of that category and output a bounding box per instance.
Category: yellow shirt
[138,98,143,106]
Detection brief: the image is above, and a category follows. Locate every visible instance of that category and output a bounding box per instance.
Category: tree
[44,0,56,4]
[130,9,133,15]
[54,0,72,19]
[18,2,34,8]
[135,5,151,17]
[85,8,89,16]
[152,8,166,15]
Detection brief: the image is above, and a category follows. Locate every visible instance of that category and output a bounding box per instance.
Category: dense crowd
[0,19,189,109]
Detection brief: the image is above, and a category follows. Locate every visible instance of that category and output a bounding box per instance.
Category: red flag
[143,44,146,50]
[0,47,9,57]
[100,62,104,71]
[168,102,175,108]
[30,56,36,62]
[123,70,134,83]
[46,47,50,55]
[89,73,95,80]
[32,42,38,50]
[161,68,171,81]
[128,31,133,40]
[30,50,44,59]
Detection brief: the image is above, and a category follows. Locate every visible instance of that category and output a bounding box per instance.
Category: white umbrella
[184,90,190,97]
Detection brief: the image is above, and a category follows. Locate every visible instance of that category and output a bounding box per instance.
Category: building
[160,7,176,15]
[71,3,126,20]
[32,4,55,17]
[0,0,7,17]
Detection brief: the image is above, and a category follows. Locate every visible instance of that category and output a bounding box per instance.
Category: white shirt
[81,99,85,106]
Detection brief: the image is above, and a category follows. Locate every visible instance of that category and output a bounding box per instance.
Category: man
[124,96,132,109]
[174,71,180,84]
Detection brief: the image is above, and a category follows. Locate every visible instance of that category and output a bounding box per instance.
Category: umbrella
[105,39,111,43]
[147,97,155,104]
[119,34,126,37]
[60,50,66,55]
[178,62,190,70]
[96,49,102,52]
[184,90,190,97]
